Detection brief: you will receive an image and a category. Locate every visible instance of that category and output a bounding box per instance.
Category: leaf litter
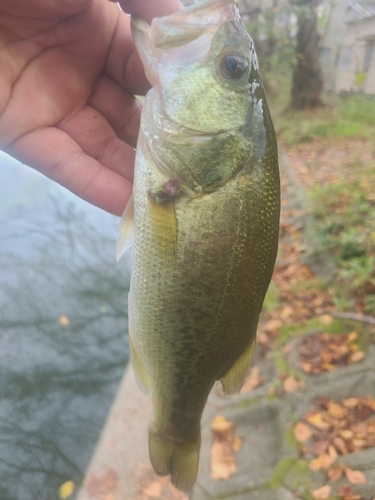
[292,395,375,499]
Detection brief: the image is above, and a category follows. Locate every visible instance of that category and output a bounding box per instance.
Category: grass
[309,172,375,313]
[268,79,375,146]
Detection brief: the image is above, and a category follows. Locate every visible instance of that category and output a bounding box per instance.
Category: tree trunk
[291,5,324,109]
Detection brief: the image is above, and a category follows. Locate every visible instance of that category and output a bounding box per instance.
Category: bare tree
[290,0,324,109]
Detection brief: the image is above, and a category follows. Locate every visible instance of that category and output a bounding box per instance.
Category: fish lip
[149,0,239,49]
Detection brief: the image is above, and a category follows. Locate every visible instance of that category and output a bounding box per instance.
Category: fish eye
[220,52,249,79]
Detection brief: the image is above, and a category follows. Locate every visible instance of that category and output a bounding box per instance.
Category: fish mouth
[152,0,239,49]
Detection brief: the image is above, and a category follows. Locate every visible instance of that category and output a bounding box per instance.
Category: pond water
[0,152,131,500]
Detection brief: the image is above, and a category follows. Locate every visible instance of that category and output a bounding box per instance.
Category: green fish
[117,0,280,492]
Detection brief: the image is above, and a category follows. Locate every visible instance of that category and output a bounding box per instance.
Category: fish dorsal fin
[221,337,256,395]
[116,194,134,262]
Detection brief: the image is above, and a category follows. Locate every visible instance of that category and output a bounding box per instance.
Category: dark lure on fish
[117,0,280,492]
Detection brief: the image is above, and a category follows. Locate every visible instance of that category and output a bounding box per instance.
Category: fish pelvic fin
[116,193,134,262]
[129,334,151,395]
[148,429,201,493]
[221,337,256,395]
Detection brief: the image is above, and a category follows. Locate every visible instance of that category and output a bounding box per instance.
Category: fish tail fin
[148,428,201,492]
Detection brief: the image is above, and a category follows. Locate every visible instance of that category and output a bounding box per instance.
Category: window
[338,46,352,71]
[364,40,374,73]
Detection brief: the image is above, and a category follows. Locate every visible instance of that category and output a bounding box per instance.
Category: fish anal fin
[116,194,134,262]
[221,338,256,396]
[129,334,150,395]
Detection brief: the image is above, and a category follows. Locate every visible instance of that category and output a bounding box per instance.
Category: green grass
[268,80,375,146]
[309,174,375,313]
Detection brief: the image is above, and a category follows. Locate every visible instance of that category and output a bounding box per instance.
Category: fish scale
[117,0,280,492]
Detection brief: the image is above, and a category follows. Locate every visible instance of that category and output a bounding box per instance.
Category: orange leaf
[319,314,334,325]
[307,413,331,430]
[283,376,299,393]
[232,437,242,452]
[312,485,331,499]
[342,398,359,408]
[349,351,365,363]
[345,468,366,484]
[104,468,118,489]
[294,422,312,443]
[211,416,233,435]
[264,319,283,332]
[210,441,236,479]
[327,464,344,481]
[142,481,162,497]
[240,367,263,393]
[327,401,346,419]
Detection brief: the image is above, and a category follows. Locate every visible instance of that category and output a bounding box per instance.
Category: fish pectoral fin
[148,194,177,261]
[149,429,200,493]
[116,194,134,262]
[221,337,256,396]
[129,334,151,395]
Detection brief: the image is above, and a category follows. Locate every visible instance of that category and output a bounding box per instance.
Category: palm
[0,0,181,215]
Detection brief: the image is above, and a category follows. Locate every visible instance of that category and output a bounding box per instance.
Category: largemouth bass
[117,0,280,492]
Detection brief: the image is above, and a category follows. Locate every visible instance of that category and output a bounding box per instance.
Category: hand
[0,0,181,215]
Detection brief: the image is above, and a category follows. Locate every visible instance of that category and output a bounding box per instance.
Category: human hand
[0,0,181,215]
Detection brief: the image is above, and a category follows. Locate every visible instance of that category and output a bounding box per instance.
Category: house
[335,1,375,93]
[321,1,375,95]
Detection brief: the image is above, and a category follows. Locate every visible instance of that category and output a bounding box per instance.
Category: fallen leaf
[211,416,233,435]
[333,436,348,455]
[104,468,118,489]
[311,440,329,455]
[328,445,338,462]
[307,413,331,430]
[328,401,346,419]
[86,476,102,496]
[349,351,365,363]
[280,305,293,320]
[310,458,322,471]
[210,441,236,479]
[103,495,115,500]
[142,481,162,497]
[339,485,355,497]
[319,314,334,325]
[345,468,366,484]
[342,398,359,408]
[294,422,312,442]
[339,430,354,440]
[264,319,283,332]
[58,315,70,326]
[241,367,264,393]
[312,485,331,499]
[347,331,358,342]
[59,481,75,500]
[327,464,344,481]
[283,376,299,393]
[232,436,242,452]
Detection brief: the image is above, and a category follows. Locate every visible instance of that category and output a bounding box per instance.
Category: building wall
[320,0,350,91]
[335,15,375,94]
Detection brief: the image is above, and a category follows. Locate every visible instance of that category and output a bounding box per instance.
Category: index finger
[104,0,182,96]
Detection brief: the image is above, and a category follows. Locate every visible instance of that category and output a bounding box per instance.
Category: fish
[116,0,280,492]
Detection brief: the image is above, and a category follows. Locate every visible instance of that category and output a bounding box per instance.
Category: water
[0,153,131,500]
